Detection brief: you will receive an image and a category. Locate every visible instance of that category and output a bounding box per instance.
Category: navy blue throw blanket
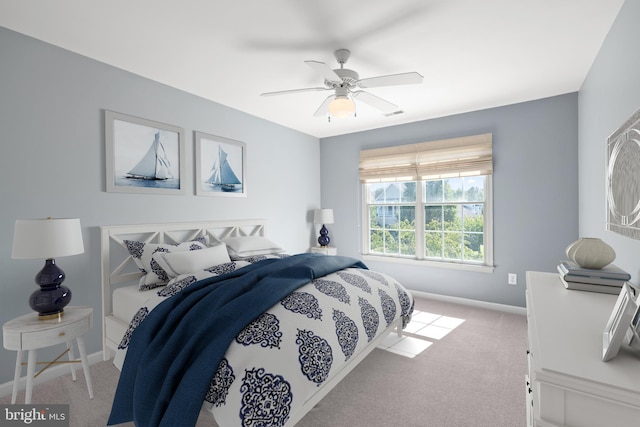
[108,253,366,427]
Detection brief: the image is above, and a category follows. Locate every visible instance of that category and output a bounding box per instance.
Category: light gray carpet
[0,296,528,426]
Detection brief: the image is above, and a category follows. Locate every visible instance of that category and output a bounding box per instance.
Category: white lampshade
[314,209,334,225]
[12,218,84,260]
[329,97,355,118]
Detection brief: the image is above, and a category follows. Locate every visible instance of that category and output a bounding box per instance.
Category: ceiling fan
[260,49,423,119]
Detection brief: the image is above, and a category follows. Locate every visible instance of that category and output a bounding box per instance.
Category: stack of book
[557,261,631,294]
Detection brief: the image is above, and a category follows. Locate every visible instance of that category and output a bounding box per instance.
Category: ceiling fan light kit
[260,48,423,121]
[328,98,355,119]
[328,86,355,119]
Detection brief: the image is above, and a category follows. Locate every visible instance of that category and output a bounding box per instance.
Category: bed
[100,219,414,427]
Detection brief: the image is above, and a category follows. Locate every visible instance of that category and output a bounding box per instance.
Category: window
[360,134,493,271]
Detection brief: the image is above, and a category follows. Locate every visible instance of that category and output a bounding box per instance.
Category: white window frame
[359,134,494,273]
[361,177,494,272]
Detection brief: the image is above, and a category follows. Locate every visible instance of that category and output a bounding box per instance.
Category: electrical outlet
[508,273,518,285]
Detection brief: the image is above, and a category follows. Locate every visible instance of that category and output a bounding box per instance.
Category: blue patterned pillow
[124,238,207,290]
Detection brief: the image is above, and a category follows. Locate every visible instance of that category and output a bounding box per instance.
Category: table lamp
[314,209,334,247]
[12,218,84,319]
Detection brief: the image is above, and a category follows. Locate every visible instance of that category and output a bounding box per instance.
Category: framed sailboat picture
[105,110,185,195]
[195,131,246,197]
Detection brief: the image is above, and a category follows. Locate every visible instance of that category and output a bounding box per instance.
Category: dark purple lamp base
[317,224,331,247]
[31,258,72,319]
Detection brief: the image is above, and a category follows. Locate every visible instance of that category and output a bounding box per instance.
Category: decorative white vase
[565,237,616,269]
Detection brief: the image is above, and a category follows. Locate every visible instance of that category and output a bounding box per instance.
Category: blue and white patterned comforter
[113,254,414,426]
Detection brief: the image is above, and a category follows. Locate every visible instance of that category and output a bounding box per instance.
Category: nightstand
[2,306,94,404]
[310,246,337,255]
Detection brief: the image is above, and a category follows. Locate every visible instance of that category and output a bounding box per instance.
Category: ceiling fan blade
[305,60,342,84]
[313,95,334,117]
[357,72,423,88]
[260,87,329,97]
[352,90,402,115]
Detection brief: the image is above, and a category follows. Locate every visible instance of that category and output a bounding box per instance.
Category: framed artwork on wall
[606,107,640,239]
[105,110,185,195]
[195,131,246,197]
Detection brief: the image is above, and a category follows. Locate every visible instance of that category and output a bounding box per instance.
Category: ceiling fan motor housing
[327,68,359,88]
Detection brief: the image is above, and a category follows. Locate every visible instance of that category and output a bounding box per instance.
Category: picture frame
[602,282,638,361]
[625,299,640,346]
[195,131,246,197]
[105,110,185,195]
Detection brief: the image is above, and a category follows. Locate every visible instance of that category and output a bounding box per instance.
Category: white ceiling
[0,0,625,138]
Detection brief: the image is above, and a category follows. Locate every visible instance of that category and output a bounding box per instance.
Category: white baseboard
[0,351,105,400]
[410,290,526,315]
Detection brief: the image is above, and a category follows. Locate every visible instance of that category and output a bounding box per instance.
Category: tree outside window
[366,176,487,265]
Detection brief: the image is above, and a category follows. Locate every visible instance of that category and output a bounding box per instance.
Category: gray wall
[0,27,320,384]
[320,93,580,307]
[579,0,640,280]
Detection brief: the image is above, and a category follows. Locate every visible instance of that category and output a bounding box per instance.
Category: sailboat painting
[125,132,173,181]
[195,131,246,197]
[105,111,185,195]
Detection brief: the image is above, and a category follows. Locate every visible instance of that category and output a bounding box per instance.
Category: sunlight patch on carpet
[377,310,465,358]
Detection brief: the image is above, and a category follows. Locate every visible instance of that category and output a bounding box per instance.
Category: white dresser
[526,271,640,427]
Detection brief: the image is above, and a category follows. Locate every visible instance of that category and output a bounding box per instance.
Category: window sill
[362,254,495,273]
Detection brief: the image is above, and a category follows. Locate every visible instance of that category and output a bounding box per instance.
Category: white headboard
[100,219,266,358]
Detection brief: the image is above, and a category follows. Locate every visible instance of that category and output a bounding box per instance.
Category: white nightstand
[2,306,94,404]
[310,246,337,255]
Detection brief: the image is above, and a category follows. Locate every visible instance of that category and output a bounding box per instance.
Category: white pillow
[124,238,207,290]
[223,236,284,259]
[153,243,231,278]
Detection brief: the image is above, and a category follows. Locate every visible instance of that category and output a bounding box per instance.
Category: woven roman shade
[359,133,493,182]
